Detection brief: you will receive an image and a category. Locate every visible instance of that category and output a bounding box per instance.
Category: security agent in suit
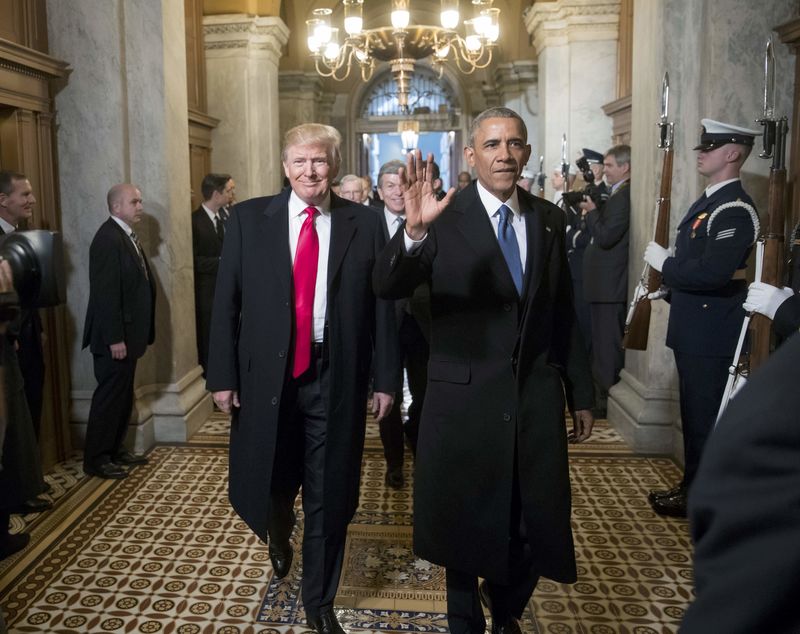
[581,145,631,414]
[82,184,154,480]
[374,160,431,485]
[192,173,235,377]
[644,119,760,517]
[207,123,398,634]
[680,332,800,633]
[0,173,47,558]
[374,107,594,634]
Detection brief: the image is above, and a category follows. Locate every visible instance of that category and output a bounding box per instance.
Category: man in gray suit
[581,145,631,415]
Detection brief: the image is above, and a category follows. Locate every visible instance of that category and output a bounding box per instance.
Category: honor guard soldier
[643,119,760,518]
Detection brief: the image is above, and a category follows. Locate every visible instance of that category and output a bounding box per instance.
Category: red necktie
[292,206,320,378]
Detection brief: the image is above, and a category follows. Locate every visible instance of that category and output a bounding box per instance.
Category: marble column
[278,71,324,144]
[47,0,211,450]
[204,14,289,200]
[489,61,540,168]
[525,0,621,200]
[610,0,796,458]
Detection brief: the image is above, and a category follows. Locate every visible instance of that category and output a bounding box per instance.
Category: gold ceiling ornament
[306,0,499,110]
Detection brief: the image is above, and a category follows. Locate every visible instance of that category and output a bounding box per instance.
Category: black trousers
[673,352,730,488]
[380,313,429,464]
[267,354,346,622]
[445,453,539,633]
[589,301,626,393]
[83,352,137,467]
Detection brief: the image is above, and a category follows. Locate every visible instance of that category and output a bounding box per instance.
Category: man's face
[283,142,337,206]
[696,144,740,179]
[114,187,143,227]
[551,170,564,190]
[340,179,364,202]
[464,118,531,201]
[378,173,406,215]
[602,155,629,186]
[458,172,471,190]
[223,179,236,205]
[0,178,36,224]
[590,163,605,183]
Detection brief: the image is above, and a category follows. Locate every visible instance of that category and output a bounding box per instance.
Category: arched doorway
[352,66,466,190]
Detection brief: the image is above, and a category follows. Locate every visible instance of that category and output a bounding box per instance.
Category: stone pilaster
[491,61,539,169]
[524,0,621,199]
[278,71,324,144]
[204,14,289,200]
[609,0,796,459]
[47,0,211,451]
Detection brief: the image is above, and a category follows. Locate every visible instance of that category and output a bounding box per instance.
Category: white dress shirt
[705,178,739,198]
[383,208,405,239]
[288,190,331,343]
[0,217,16,234]
[404,182,527,272]
[202,202,223,227]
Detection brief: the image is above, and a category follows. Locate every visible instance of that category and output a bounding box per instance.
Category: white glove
[647,286,669,301]
[743,282,795,320]
[644,242,671,272]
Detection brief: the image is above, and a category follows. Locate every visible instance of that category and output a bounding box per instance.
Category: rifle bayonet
[657,72,674,149]
[757,37,777,159]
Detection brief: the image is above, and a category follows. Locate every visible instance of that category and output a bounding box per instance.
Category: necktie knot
[304,206,319,220]
[498,204,511,224]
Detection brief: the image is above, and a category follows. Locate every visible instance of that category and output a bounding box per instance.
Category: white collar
[476,180,521,219]
[705,178,739,198]
[0,216,16,234]
[289,190,331,218]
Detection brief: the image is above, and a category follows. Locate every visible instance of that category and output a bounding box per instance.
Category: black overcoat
[206,189,399,542]
[373,184,593,583]
[191,206,223,368]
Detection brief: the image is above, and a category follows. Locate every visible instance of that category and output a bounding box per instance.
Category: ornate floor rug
[0,412,692,633]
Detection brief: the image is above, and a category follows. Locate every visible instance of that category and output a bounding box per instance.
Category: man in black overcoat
[82,183,155,480]
[207,123,398,634]
[192,173,234,377]
[374,107,594,634]
[680,333,800,633]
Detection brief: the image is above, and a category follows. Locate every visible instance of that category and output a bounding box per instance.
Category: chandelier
[306,0,500,110]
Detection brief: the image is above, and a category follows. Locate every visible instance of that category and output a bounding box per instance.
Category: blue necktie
[497,204,523,295]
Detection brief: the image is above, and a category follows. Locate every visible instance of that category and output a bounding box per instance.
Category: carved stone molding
[203,14,289,58]
[278,71,323,98]
[524,0,621,56]
[492,60,538,93]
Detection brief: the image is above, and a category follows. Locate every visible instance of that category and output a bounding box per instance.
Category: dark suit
[374,183,593,632]
[681,333,800,633]
[206,189,398,621]
[82,218,155,468]
[583,179,630,393]
[376,209,430,462]
[662,180,756,488]
[191,205,224,376]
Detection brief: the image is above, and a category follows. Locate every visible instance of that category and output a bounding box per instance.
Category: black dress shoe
[11,496,53,515]
[0,532,30,559]
[647,483,685,504]
[385,467,405,489]
[84,462,128,480]
[650,489,687,518]
[269,543,293,579]
[112,451,148,466]
[307,608,345,634]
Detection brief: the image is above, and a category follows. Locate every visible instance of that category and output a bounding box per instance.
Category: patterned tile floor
[0,409,693,633]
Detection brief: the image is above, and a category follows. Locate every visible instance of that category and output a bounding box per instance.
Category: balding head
[107,183,143,227]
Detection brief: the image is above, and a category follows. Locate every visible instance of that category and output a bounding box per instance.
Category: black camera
[561,156,607,208]
[0,230,66,308]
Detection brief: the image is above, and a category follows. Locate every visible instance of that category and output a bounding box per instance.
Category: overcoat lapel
[259,189,292,298]
[456,186,518,298]
[520,193,546,303]
[327,194,358,291]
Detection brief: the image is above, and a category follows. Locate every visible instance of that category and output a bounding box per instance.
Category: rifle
[560,134,569,195]
[623,72,674,350]
[536,155,546,198]
[749,36,788,372]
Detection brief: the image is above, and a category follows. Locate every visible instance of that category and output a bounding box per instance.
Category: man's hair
[378,159,405,188]
[429,161,441,181]
[107,183,134,211]
[282,123,342,169]
[0,170,27,196]
[200,173,232,201]
[340,174,363,188]
[468,107,527,147]
[605,144,631,166]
